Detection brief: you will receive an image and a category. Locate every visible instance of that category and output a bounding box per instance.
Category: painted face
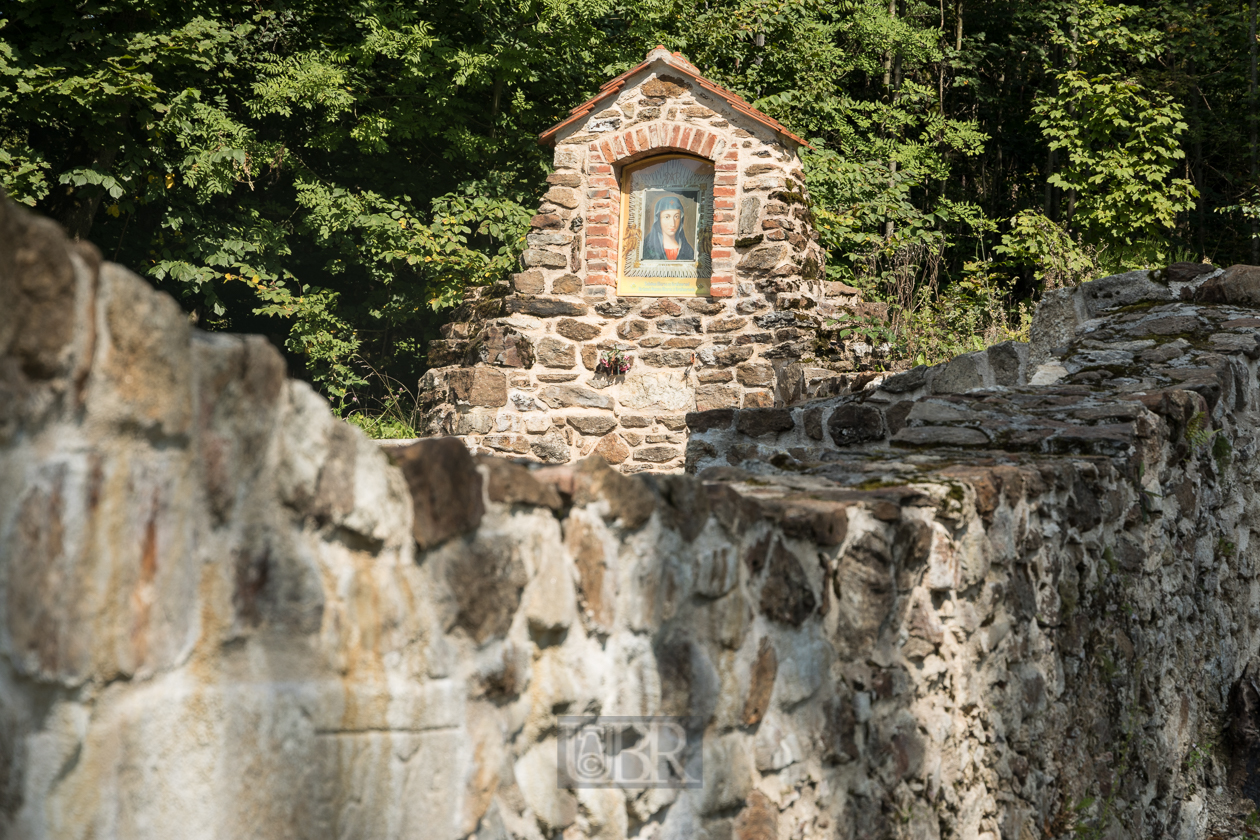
[660,209,681,236]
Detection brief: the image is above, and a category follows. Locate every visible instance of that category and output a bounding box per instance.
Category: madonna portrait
[618,155,714,296]
[642,195,695,261]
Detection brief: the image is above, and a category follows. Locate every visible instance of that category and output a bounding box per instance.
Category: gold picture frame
[617,154,714,296]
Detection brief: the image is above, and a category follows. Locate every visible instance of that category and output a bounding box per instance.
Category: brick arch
[595,122,727,165]
[585,121,737,297]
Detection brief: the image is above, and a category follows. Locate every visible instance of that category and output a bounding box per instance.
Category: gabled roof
[538,46,810,149]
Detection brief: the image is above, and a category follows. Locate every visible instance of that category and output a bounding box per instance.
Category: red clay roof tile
[538,48,809,149]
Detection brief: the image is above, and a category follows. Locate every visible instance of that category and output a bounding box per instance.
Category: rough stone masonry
[9,202,1260,839]
[416,47,845,472]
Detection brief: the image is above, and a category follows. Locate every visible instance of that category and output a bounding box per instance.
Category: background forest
[0,0,1251,432]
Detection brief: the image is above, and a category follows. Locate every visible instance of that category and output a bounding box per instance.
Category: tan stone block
[695,384,740,411]
[525,415,553,434]
[742,390,774,408]
[707,316,748,333]
[697,369,732,384]
[536,337,576,369]
[544,186,580,208]
[450,367,508,407]
[521,248,568,269]
[512,270,545,294]
[741,637,778,726]
[552,274,582,294]
[592,432,631,464]
[640,299,683,318]
[556,319,602,341]
[617,320,650,340]
[566,515,614,628]
[735,360,775,387]
[484,433,531,454]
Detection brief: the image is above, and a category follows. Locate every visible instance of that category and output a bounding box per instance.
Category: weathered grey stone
[738,196,762,236]
[504,297,588,317]
[988,340,1027,386]
[633,445,679,463]
[536,336,576,368]
[565,413,619,436]
[530,429,571,463]
[803,407,824,440]
[617,319,650,340]
[736,408,794,437]
[521,248,568,269]
[454,408,494,435]
[1029,285,1087,368]
[1080,268,1176,312]
[930,351,987,393]
[619,371,692,410]
[640,349,693,367]
[657,317,701,335]
[594,300,632,317]
[539,384,615,409]
[524,539,576,636]
[891,426,989,446]
[526,231,573,247]
[827,403,884,446]
[738,244,790,271]
[760,542,816,625]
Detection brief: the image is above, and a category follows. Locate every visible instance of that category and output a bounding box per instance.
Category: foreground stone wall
[6,194,1260,840]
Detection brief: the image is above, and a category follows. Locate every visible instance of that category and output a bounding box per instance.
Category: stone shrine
[420,47,834,471]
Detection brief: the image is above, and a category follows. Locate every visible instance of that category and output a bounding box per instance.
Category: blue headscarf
[642,196,694,261]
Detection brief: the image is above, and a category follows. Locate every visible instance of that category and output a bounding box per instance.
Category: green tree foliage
[2,0,1258,393]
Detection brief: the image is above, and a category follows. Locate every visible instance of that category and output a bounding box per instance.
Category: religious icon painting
[618,155,714,296]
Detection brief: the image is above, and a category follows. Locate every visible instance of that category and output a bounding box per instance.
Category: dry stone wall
[9,195,1260,840]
